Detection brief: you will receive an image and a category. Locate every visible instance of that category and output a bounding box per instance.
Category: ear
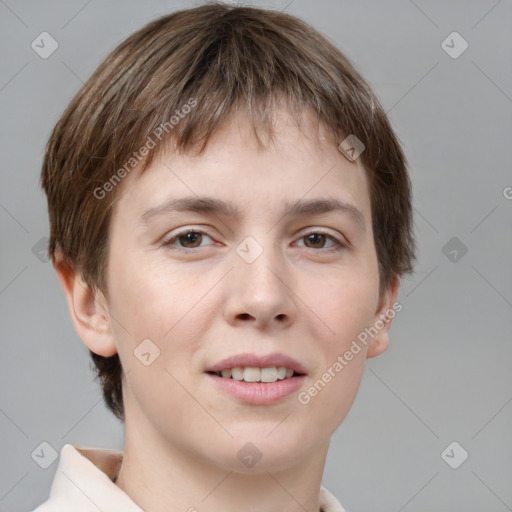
[366,275,401,359]
[53,251,118,357]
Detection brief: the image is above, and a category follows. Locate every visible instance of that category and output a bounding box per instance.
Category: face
[97,107,397,472]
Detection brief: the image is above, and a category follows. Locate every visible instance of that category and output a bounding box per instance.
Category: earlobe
[366,275,400,359]
[53,252,118,357]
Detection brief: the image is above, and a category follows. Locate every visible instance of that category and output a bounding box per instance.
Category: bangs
[87,5,376,179]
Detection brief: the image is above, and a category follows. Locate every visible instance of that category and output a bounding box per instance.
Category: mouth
[205,352,307,380]
[204,353,307,404]
[206,366,305,383]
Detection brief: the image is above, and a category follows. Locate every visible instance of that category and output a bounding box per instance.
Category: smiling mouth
[206,366,304,383]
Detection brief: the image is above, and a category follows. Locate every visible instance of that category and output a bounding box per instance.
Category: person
[33,2,415,511]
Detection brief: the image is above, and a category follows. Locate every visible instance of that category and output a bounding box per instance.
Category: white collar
[33,444,346,512]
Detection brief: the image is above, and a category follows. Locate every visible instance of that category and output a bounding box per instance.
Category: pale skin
[54,107,399,512]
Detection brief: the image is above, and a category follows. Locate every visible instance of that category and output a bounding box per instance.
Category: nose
[222,237,297,330]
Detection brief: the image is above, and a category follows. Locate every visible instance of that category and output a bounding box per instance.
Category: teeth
[243,367,261,382]
[260,367,278,382]
[217,366,297,382]
[231,367,244,381]
[277,367,287,380]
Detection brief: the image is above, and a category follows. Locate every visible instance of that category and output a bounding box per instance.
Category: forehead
[112,107,372,225]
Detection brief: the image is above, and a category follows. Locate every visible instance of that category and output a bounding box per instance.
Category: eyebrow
[139,196,366,231]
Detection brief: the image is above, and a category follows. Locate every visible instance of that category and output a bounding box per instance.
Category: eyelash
[161,228,347,253]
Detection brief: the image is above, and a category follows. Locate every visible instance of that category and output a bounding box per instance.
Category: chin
[201,430,319,473]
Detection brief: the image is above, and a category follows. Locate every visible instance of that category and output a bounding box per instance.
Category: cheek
[307,266,379,342]
[108,249,192,334]
[108,255,215,377]
[108,265,207,431]
[295,271,377,426]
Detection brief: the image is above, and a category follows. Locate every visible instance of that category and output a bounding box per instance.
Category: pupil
[181,232,201,247]
[306,233,325,248]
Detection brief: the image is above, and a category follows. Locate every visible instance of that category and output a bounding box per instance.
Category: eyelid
[296,226,346,241]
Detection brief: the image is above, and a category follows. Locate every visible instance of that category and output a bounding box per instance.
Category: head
[41,2,414,470]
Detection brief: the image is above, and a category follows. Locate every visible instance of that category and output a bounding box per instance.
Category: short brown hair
[41,2,415,422]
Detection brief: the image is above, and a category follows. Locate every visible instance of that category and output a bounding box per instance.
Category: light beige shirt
[31,444,347,512]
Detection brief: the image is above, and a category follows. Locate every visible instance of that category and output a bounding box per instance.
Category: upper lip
[206,353,308,375]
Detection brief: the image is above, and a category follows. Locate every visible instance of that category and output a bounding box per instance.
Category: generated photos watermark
[297,300,403,405]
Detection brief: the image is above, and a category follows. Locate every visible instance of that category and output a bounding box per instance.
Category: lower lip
[206,373,306,405]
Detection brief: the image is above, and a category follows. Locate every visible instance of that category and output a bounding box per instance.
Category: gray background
[1,0,511,511]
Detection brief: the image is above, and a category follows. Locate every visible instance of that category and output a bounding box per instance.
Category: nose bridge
[225,231,295,326]
[236,231,285,293]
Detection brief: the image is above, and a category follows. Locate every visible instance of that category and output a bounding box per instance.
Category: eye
[295,231,345,251]
[161,228,346,253]
[162,229,215,251]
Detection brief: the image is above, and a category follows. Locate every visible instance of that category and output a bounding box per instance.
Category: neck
[115,411,329,512]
